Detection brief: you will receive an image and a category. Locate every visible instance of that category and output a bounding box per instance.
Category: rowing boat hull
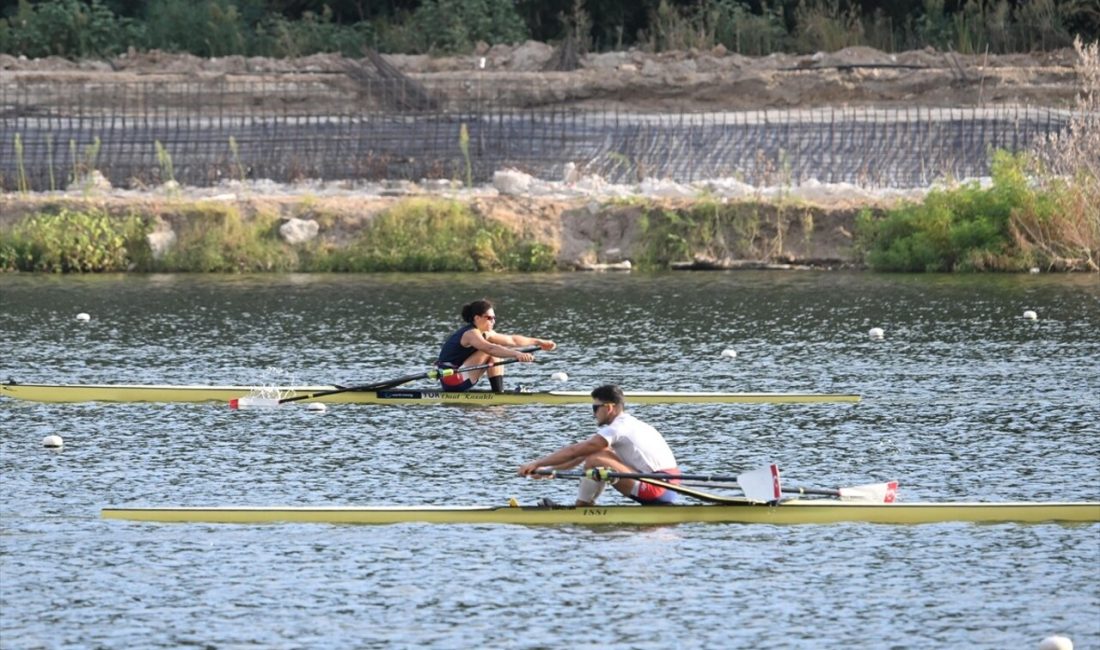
[101,502,1100,526]
[0,383,860,405]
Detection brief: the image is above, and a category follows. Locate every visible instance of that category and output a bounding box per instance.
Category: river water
[1,272,1098,649]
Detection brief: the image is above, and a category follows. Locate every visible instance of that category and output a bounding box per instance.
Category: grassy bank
[0,198,555,273]
[2,171,1094,273]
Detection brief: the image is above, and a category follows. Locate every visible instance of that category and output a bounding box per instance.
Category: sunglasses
[481,314,496,321]
[592,403,610,413]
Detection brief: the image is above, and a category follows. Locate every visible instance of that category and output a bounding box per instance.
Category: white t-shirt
[596,411,677,471]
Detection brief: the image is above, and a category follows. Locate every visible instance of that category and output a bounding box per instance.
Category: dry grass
[1023,37,1100,271]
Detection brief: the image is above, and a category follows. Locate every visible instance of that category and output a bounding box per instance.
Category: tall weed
[1026,36,1100,271]
[791,0,865,52]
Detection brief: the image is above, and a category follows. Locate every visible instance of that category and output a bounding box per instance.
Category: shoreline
[1,180,896,272]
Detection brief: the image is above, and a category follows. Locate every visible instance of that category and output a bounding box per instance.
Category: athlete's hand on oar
[515,340,554,360]
[518,462,553,478]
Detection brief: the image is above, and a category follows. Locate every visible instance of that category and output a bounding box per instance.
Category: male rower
[518,384,680,506]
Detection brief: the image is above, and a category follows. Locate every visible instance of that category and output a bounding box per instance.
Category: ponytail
[461,299,494,324]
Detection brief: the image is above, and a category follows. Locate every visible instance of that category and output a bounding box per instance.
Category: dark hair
[590,384,624,406]
[461,299,494,324]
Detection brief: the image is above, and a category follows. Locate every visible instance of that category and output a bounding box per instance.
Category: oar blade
[838,481,899,503]
[736,463,782,502]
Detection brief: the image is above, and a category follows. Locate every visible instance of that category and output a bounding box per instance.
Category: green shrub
[710,0,787,56]
[0,0,142,58]
[141,0,247,57]
[408,0,528,54]
[0,208,149,272]
[251,8,375,57]
[855,151,1065,271]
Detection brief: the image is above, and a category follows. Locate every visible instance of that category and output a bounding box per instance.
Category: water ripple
[1,272,1097,648]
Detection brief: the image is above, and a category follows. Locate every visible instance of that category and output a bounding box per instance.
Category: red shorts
[631,469,681,504]
[440,368,474,392]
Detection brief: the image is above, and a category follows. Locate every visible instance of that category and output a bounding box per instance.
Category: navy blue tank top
[437,325,479,367]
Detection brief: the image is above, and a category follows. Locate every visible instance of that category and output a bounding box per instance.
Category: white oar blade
[838,481,899,503]
[229,397,282,410]
[737,464,782,502]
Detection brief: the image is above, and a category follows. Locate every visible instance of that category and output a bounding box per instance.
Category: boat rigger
[0,382,860,405]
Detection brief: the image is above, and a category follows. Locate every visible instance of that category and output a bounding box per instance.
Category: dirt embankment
[1,42,1082,110]
[1,43,1084,268]
[0,190,875,270]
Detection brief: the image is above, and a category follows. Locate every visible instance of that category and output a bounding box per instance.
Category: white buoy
[1023,310,1038,320]
[306,402,327,412]
[721,348,737,359]
[868,327,884,340]
[42,435,64,448]
[1029,267,1040,274]
[550,371,569,382]
[1039,635,1073,650]
[76,313,90,322]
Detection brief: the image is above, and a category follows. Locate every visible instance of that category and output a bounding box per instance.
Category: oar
[533,464,781,502]
[534,465,898,503]
[279,352,537,403]
[230,345,541,409]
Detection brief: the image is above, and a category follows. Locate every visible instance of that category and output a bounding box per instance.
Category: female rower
[436,299,556,393]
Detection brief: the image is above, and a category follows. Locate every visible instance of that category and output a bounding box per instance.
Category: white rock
[1039,636,1073,650]
[492,169,533,195]
[147,229,177,259]
[868,327,885,340]
[563,162,579,184]
[279,218,319,245]
[66,170,112,192]
[1023,310,1038,320]
[76,313,90,321]
[721,349,737,358]
[551,371,568,382]
[42,435,64,448]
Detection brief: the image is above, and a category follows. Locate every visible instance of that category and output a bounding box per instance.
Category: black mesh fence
[0,77,1072,191]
